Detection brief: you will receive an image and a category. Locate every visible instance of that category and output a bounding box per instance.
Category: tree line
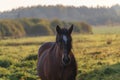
[0,5,120,25]
[0,18,92,39]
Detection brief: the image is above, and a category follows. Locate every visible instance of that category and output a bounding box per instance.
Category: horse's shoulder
[38,42,55,58]
[40,42,55,48]
[40,42,55,49]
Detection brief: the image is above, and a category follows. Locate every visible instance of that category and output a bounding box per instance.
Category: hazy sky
[0,0,120,12]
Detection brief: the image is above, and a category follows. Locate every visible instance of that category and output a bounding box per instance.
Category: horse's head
[56,25,73,65]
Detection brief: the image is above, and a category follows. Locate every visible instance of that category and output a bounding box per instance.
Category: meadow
[0,34,120,80]
[92,26,120,34]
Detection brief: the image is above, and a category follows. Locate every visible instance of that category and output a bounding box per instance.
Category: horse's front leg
[66,69,77,80]
[67,75,76,80]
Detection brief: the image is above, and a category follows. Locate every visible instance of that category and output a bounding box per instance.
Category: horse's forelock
[56,28,72,52]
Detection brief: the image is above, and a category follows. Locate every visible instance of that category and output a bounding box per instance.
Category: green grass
[0,34,120,80]
[92,26,120,34]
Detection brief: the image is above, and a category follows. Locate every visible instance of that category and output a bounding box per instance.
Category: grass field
[92,26,120,34]
[0,34,120,80]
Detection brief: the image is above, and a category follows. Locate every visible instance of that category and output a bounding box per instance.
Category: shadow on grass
[1,42,44,46]
[24,54,37,61]
[77,62,120,80]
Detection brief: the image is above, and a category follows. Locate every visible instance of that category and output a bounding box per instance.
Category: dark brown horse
[37,25,77,80]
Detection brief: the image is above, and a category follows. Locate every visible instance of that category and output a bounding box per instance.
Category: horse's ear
[56,25,61,34]
[68,24,73,34]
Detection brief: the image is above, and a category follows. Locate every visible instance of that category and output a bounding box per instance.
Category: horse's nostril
[62,55,71,65]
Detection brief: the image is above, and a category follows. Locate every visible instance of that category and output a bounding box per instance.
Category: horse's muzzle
[62,54,71,65]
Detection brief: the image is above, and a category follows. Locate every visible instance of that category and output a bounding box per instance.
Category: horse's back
[38,42,55,58]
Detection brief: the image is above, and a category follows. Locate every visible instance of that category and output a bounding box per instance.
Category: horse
[37,25,77,80]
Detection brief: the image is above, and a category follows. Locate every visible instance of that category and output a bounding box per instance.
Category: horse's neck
[49,43,63,62]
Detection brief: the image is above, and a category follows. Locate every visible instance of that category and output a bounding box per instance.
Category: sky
[0,0,120,12]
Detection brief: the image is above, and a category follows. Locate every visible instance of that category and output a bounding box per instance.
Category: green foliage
[0,19,92,39]
[9,71,37,80]
[0,34,120,80]
[0,67,10,77]
[15,61,36,68]
[79,63,120,80]
[80,22,93,34]
[24,54,37,61]
[104,67,117,75]
[0,20,26,38]
[0,59,12,68]
[1,5,120,25]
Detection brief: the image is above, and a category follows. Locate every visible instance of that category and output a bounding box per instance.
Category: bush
[24,54,37,61]
[0,19,92,38]
[0,59,12,68]
[9,71,37,80]
[104,67,117,75]
[0,20,26,38]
